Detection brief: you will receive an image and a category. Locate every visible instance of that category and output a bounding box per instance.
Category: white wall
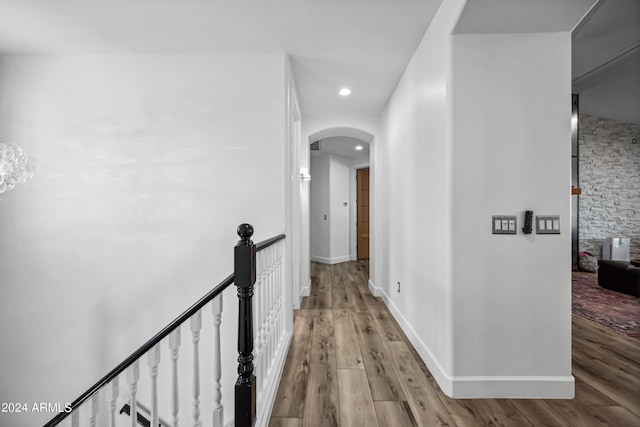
[310,154,330,261]
[310,153,352,264]
[0,53,288,426]
[450,32,573,396]
[329,155,352,264]
[378,0,464,389]
[378,0,574,398]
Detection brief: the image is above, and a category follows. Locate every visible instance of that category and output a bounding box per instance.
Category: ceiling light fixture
[338,88,351,96]
[0,141,38,194]
[355,145,363,150]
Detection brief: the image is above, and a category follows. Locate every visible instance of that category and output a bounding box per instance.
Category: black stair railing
[234,223,257,426]
[45,224,285,427]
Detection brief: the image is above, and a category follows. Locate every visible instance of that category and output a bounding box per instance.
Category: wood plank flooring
[270,261,640,426]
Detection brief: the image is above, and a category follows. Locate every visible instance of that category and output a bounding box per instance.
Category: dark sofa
[598,260,640,298]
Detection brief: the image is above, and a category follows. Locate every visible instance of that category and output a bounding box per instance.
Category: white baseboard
[377,286,454,396]
[368,279,381,297]
[376,283,575,399]
[450,375,575,398]
[310,255,351,265]
[300,279,311,299]
[256,329,293,427]
[294,279,312,309]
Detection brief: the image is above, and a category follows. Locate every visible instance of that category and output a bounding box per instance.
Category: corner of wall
[375,284,454,397]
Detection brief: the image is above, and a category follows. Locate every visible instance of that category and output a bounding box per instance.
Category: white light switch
[536,216,560,234]
[492,215,517,234]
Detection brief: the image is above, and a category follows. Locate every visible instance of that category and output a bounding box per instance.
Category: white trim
[255,330,293,427]
[450,375,575,399]
[375,284,575,399]
[367,279,381,297]
[300,279,311,299]
[310,255,351,265]
[377,286,454,396]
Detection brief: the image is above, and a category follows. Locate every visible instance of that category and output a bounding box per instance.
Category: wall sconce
[299,173,311,183]
[0,141,38,194]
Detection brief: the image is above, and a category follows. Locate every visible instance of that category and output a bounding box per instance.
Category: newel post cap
[237,223,254,244]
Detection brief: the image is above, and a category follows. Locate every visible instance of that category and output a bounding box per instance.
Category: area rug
[572,272,640,337]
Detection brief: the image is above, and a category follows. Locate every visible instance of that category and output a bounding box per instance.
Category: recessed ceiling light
[339,88,351,96]
[355,145,363,150]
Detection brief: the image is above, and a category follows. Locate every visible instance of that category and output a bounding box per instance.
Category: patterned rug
[572,272,640,337]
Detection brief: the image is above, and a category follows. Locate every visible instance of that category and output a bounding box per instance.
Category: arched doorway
[297,126,376,301]
[309,136,370,264]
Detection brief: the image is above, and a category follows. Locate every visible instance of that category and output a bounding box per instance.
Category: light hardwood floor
[269,261,640,427]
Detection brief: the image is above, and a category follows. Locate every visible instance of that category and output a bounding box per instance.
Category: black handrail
[256,234,286,252]
[45,229,285,427]
[44,273,234,427]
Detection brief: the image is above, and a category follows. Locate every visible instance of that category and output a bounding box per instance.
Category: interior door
[357,168,370,259]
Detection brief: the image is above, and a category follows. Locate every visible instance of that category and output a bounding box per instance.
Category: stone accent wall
[579,114,640,260]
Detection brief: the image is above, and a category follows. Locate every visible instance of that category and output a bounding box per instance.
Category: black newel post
[234,223,257,426]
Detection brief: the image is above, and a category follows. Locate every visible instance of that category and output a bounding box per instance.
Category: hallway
[269,261,640,427]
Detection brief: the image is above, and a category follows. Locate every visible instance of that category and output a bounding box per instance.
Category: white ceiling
[0,0,442,117]
[311,137,370,164]
[0,0,635,124]
[454,0,596,34]
[572,0,640,125]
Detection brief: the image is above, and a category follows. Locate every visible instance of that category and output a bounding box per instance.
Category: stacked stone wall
[579,114,640,260]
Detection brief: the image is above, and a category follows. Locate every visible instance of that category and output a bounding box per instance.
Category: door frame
[356,167,370,259]
[287,80,302,309]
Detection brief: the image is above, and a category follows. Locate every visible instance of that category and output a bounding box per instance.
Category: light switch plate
[492,215,517,234]
[536,215,560,234]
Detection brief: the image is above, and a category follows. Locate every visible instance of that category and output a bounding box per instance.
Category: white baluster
[127,360,140,427]
[268,247,277,370]
[263,251,271,380]
[267,250,274,379]
[169,328,181,427]
[273,247,281,352]
[275,245,282,345]
[276,242,284,341]
[262,249,271,381]
[148,343,161,427]
[277,244,284,342]
[212,295,224,427]
[90,392,99,427]
[253,259,261,391]
[256,253,266,392]
[190,310,202,427]
[109,378,119,427]
[71,409,79,427]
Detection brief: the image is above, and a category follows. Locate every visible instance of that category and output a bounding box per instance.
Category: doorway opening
[309,137,370,264]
